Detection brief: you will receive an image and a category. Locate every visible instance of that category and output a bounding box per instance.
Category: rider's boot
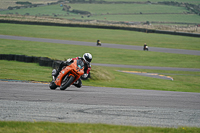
[73,78,82,88]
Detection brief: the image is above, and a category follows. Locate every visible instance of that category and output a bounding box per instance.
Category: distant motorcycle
[49,59,84,90]
[97,40,101,46]
[143,45,148,51]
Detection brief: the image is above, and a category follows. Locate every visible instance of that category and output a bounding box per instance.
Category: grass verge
[0,60,199,93]
[0,23,200,50]
[1,39,200,68]
[1,121,200,133]
[0,24,199,92]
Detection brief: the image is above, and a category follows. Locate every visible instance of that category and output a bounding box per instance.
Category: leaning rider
[55,53,92,88]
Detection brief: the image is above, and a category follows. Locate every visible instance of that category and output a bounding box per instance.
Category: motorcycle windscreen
[77,60,84,69]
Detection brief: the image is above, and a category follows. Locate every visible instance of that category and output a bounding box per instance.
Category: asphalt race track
[0,35,200,127]
[0,81,200,127]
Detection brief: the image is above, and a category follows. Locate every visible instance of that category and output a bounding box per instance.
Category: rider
[55,53,92,88]
[143,43,148,51]
[97,40,101,45]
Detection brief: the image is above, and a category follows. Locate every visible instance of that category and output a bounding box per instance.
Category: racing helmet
[83,53,92,63]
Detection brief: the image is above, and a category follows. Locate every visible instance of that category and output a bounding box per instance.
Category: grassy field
[1,0,200,10]
[0,39,200,92]
[0,4,65,16]
[105,0,200,4]
[0,0,58,10]
[1,1,200,25]
[1,23,200,50]
[0,12,200,130]
[1,59,200,93]
[0,23,200,92]
[1,121,200,133]
[1,0,200,9]
[1,38,200,68]
[86,14,200,23]
[68,4,187,14]
[59,4,200,23]
[0,3,189,15]
[0,23,199,92]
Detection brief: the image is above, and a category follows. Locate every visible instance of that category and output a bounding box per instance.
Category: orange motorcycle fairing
[54,60,84,87]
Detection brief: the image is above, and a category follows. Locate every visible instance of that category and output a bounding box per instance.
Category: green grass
[0,5,64,16]
[0,0,58,10]
[0,7,200,130]
[68,4,187,14]
[89,66,200,92]
[1,121,199,133]
[0,2,192,15]
[1,39,200,68]
[85,14,200,23]
[57,13,200,24]
[0,23,200,50]
[1,59,200,93]
[57,3,200,23]
[0,24,200,92]
[105,0,200,4]
[0,2,195,15]
[1,2,200,24]
[0,8,200,130]
[0,60,52,82]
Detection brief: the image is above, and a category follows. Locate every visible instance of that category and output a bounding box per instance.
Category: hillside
[0,0,200,33]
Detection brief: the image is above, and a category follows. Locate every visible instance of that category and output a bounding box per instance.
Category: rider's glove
[82,74,88,78]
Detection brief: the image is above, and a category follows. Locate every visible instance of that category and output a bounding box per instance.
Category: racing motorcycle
[97,40,101,46]
[49,59,84,90]
[143,45,148,51]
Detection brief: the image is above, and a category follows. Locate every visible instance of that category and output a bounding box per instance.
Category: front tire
[60,76,75,90]
[49,81,57,90]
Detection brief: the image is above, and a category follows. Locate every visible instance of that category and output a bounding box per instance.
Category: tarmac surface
[0,34,200,127]
[0,81,200,127]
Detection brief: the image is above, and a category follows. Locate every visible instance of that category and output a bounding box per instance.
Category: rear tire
[60,76,75,90]
[49,81,57,90]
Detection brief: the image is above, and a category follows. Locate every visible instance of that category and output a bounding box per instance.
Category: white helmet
[83,53,92,63]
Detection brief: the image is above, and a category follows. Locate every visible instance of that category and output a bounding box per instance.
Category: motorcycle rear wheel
[60,75,75,90]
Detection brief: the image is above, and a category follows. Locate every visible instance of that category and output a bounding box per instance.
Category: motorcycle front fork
[52,69,57,81]
[52,76,56,81]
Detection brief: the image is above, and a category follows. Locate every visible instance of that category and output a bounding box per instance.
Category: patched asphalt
[0,81,200,127]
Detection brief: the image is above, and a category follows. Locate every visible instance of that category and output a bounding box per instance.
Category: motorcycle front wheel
[60,75,75,90]
[49,81,57,90]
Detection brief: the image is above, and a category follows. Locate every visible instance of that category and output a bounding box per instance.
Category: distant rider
[55,53,92,88]
[143,43,148,51]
